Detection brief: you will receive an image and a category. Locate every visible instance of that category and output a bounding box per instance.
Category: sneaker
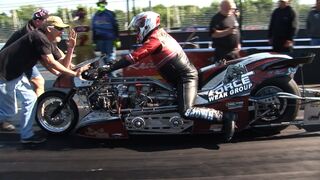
[0,122,16,131]
[21,134,46,144]
[222,112,237,142]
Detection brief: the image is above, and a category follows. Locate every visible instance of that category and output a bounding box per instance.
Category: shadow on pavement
[19,133,222,151]
[1,128,319,152]
[232,128,320,143]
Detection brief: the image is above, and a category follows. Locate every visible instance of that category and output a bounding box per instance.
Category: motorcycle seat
[198,63,227,89]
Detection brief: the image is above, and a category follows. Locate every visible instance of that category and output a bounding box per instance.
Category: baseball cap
[230,1,237,9]
[46,16,69,28]
[97,0,107,5]
[32,9,49,20]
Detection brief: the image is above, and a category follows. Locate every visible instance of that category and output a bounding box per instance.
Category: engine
[86,77,177,112]
[78,77,190,134]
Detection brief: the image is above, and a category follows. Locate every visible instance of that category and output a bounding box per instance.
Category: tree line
[0,0,313,42]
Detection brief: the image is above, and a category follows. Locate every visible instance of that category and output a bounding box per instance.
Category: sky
[0,0,210,13]
[0,0,316,15]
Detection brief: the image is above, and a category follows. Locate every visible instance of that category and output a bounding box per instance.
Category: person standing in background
[72,7,95,64]
[92,0,121,64]
[268,0,298,52]
[209,0,241,63]
[306,0,320,45]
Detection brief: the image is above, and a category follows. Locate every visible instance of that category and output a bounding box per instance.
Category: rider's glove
[98,57,132,77]
[113,39,122,49]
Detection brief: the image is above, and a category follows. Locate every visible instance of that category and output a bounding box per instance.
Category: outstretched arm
[98,56,132,76]
[40,53,85,77]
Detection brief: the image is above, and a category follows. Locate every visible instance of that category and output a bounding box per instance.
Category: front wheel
[35,91,79,135]
[250,77,300,136]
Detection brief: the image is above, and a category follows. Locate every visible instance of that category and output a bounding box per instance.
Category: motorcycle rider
[98,11,237,141]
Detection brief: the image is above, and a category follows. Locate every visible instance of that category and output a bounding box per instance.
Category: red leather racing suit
[124,28,223,121]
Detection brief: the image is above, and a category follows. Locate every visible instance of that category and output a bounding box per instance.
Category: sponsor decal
[226,101,244,110]
[185,107,223,120]
[304,101,320,125]
[84,127,110,138]
[206,71,254,102]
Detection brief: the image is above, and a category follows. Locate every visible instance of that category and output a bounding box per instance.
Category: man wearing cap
[92,0,120,63]
[209,0,241,63]
[268,0,298,52]
[0,9,49,131]
[0,16,87,144]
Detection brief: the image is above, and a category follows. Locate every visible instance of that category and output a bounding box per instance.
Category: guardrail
[179,38,313,49]
[1,38,312,50]
[2,40,320,84]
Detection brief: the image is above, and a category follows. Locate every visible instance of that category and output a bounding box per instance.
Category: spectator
[268,0,298,52]
[306,0,320,45]
[209,0,241,63]
[72,7,95,64]
[0,9,49,131]
[0,16,87,144]
[92,0,120,63]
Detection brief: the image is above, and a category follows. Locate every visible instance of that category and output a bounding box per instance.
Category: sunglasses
[34,17,46,21]
[54,26,64,31]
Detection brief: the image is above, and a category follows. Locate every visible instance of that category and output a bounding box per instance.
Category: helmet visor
[128,16,146,30]
[128,16,137,29]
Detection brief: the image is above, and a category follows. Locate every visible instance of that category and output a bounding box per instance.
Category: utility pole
[132,0,136,16]
[62,8,67,23]
[167,7,171,30]
[12,9,19,30]
[237,0,243,43]
[174,6,181,28]
[149,0,152,11]
[127,0,130,32]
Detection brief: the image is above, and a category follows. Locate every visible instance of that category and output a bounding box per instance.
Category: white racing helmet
[128,11,160,43]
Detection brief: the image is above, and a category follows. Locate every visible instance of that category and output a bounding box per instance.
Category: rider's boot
[184,107,237,141]
[221,112,237,142]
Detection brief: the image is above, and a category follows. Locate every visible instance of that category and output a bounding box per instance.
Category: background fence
[0,0,315,43]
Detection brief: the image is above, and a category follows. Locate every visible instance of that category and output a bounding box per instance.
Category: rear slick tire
[250,77,300,136]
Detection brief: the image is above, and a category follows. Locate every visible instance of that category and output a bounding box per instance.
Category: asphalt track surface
[1,114,320,179]
[1,68,320,179]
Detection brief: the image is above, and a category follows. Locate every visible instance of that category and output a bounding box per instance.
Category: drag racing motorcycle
[35,52,316,140]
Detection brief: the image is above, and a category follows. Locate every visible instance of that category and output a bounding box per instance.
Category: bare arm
[44,65,61,76]
[56,28,77,68]
[40,54,81,77]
